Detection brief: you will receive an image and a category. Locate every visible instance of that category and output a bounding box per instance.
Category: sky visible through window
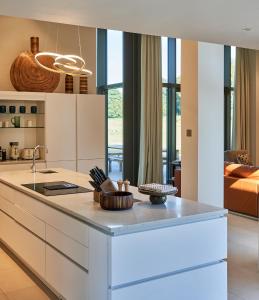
[107,30,123,85]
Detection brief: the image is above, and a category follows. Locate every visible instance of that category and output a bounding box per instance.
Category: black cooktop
[22,181,92,196]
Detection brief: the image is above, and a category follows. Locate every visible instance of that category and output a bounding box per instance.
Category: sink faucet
[31,145,48,173]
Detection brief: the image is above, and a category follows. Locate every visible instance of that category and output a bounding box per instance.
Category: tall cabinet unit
[45,94,77,171]
[0,92,105,174]
[77,94,105,173]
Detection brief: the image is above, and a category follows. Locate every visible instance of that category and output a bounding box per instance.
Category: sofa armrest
[224,176,258,217]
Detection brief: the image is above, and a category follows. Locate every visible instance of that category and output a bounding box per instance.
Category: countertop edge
[0,177,228,236]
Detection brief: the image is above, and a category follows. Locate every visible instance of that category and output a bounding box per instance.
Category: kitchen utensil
[4,121,9,128]
[9,106,16,114]
[20,148,40,160]
[123,180,130,192]
[89,167,117,193]
[117,179,123,191]
[0,106,6,113]
[27,120,33,127]
[100,191,133,210]
[93,190,102,203]
[11,116,21,128]
[19,106,26,113]
[9,142,19,160]
[2,149,6,161]
[31,106,37,114]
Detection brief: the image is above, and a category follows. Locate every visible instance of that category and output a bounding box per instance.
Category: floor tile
[6,286,50,300]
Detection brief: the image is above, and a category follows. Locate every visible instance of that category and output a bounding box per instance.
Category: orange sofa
[224,162,259,218]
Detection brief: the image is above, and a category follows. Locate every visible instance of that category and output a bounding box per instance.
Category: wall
[0,15,96,94]
[198,42,224,207]
[181,41,224,208]
[181,40,198,201]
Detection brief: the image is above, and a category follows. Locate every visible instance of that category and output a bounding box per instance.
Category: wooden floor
[0,249,49,300]
[228,213,259,300]
[0,213,258,299]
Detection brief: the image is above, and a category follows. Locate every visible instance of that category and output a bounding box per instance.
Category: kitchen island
[0,169,227,300]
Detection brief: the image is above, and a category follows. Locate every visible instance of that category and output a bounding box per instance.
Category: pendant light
[35,26,92,77]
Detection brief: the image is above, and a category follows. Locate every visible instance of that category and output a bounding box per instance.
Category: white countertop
[0,168,227,235]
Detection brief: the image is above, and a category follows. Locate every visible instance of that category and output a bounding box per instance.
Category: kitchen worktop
[0,168,227,235]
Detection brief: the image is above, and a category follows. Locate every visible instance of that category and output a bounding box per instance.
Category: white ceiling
[1,0,259,49]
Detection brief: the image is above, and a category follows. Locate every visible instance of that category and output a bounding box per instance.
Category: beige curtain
[235,48,251,153]
[138,35,163,185]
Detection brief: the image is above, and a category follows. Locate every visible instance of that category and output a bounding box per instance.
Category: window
[162,37,181,183]
[224,45,236,150]
[107,30,124,180]
[97,29,124,181]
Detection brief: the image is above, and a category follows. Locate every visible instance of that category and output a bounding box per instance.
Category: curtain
[138,35,163,185]
[235,48,251,153]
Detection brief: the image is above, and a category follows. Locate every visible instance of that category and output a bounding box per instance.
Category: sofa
[224,162,259,218]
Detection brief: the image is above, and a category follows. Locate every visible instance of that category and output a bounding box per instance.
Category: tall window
[162,37,181,182]
[97,29,123,180]
[224,45,236,150]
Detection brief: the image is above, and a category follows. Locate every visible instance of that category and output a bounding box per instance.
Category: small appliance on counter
[9,142,19,160]
[20,148,40,160]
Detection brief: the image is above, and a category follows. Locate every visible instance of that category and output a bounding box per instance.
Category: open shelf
[0,159,46,165]
[0,127,45,129]
[0,113,45,115]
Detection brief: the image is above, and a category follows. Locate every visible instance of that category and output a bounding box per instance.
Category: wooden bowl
[100,191,133,211]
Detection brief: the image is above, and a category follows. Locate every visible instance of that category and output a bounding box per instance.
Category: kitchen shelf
[0,127,45,129]
[0,159,46,165]
[0,113,44,115]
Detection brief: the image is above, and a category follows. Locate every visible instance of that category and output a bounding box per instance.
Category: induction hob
[22,181,92,196]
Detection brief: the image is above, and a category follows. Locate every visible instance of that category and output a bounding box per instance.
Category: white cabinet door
[77,159,105,174]
[111,217,227,286]
[45,94,76,162]
[47,160,77,171]
[46,245,88,300]
[111,262,227,300]
[77,95,105,160]
[0,211,45,278]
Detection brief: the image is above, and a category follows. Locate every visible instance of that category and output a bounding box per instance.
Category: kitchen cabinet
[77,158,105,174]
[0,170,227,300]
[0,92,105,174]
[0,210,45,278]
[46,245,89,300]
[45,93,76,163]
[77,94,105,160]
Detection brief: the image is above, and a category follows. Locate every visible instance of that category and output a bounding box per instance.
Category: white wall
[0,15,96,94]
[197,42,224,207]
[181,41,224,207]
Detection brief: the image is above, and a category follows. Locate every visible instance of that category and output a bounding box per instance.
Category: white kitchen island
[0,169,227,300]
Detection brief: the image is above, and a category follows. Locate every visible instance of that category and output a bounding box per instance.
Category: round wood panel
[10,51,60,92]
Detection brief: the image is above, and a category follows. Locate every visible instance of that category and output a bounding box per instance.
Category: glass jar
[9,142,19,160]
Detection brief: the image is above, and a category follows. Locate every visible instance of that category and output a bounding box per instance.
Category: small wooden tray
[100,191,133,211]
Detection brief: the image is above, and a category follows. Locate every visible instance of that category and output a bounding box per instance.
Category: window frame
[162,37,181,183]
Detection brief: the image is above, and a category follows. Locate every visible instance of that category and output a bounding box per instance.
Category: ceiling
[1,0,259,49]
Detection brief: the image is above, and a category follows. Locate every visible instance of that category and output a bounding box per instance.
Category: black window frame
[163,38,181,183]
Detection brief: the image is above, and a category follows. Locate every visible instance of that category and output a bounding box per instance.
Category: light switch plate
[186,129,192,137]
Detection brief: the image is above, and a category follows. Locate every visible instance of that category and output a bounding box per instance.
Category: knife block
[93,190,102,203]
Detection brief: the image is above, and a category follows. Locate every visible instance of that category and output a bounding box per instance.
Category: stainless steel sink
[37,170,58,174]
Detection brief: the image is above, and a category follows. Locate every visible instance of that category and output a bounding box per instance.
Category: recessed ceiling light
[242,27,252,32]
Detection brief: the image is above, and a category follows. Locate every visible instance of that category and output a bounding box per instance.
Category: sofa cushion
[224,163,259,178]
[237,153,250,165]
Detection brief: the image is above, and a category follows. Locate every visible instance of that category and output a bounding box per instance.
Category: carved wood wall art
[10,37,60,92]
